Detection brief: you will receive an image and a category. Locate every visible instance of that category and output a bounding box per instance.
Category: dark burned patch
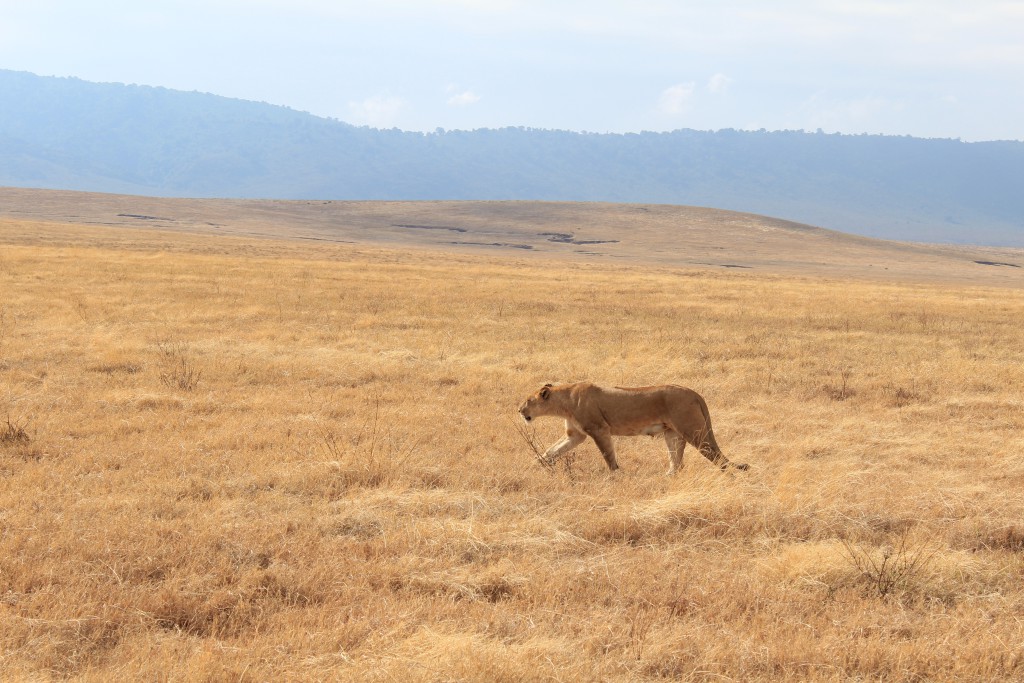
[451,241,533,250]
[292,236,355,244]
[974,260,1020,268]
[696,262,753,270]
[118,214,174,221]
[971,526,1024,552]
[697,262,753,269]
[394,224,468,233]
[539,232,619,245]
[89,362,143,375]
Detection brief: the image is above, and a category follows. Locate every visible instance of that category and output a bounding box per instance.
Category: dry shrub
[1,414,30,445]
[840,529,940,600]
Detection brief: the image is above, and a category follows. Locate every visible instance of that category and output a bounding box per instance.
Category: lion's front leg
[543,427,586,465]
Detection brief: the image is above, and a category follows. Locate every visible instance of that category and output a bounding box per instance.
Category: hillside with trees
[2,69,1022,245]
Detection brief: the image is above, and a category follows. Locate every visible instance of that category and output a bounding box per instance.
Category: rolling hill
[2,187,1022,287]
[2,70,1023,246]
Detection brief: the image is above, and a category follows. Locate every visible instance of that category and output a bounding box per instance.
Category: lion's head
[518,383,556,422]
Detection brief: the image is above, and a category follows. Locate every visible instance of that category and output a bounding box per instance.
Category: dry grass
[2,219,1023,681]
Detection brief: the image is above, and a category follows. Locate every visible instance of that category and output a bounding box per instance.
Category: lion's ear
[540,386,551,400]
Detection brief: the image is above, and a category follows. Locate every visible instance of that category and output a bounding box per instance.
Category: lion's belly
[614,422,669,437]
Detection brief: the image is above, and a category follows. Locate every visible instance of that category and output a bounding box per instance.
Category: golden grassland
[2,220,1024,681]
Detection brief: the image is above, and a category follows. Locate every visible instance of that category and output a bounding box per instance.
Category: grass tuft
[156,340,202,391]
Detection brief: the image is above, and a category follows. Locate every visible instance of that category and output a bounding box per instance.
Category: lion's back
[588,384,705,427]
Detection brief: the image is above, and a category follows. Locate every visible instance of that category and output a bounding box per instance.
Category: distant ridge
[3,187,1023,288]
[1,69,1022,246]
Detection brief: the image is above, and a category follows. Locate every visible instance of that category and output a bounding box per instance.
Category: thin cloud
[446,89,481,107]
[707,73,733,94]
[659,82,696,115]
[347,94,405,127]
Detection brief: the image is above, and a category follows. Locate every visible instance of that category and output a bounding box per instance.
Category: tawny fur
[518,382,749,474]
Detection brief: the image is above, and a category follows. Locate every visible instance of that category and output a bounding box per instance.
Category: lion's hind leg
[664,430,686,475]
[685,426,748,471]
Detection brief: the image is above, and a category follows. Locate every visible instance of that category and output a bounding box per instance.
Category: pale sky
[3,1,1023,140]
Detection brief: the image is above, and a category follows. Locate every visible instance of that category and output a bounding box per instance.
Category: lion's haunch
[518,382,749,474]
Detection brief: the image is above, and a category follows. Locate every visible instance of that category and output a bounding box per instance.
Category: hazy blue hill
[2,69,1022,245]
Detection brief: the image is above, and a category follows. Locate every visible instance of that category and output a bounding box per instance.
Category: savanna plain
[2,217,1024,681]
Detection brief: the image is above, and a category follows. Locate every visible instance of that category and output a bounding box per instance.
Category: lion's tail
[696,394,749,471]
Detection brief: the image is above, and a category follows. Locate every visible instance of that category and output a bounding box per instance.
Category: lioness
[518,382,748,474]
